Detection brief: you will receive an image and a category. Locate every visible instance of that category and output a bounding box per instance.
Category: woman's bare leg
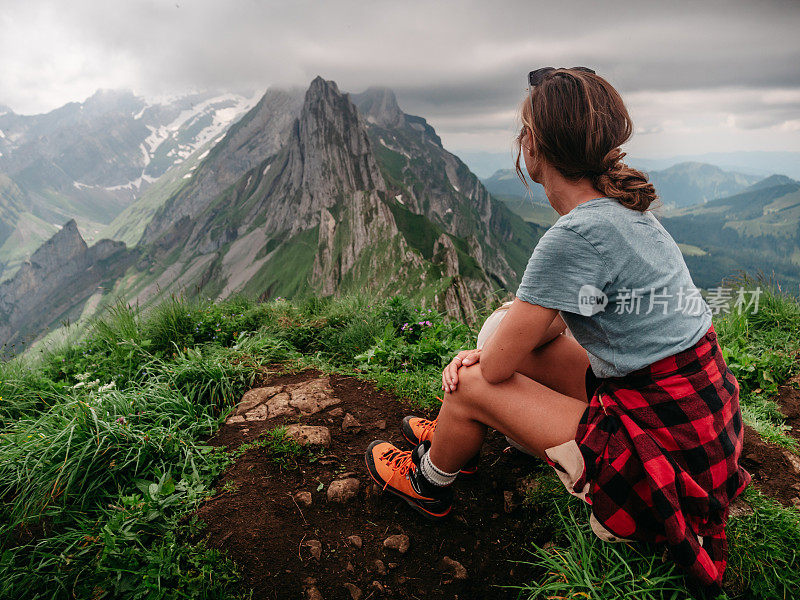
[428,363,588,473]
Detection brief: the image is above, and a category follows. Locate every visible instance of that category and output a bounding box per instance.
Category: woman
[364,67,750,590]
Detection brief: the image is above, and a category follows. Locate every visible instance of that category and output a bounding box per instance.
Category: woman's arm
[479,298,559,384]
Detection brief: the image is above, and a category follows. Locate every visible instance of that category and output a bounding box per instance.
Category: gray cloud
[1,0,798,156]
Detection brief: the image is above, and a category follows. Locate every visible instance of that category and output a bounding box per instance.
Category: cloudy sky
[1,0,799,162]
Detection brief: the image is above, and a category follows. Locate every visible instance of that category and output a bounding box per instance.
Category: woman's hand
[442,349,481,393]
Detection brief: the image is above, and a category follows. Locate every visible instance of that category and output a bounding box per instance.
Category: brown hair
[515,68,658,212]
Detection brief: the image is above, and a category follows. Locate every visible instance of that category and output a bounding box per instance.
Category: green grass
[2,285,799,599]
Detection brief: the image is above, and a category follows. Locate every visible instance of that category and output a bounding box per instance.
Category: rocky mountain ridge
[2,77,544,349]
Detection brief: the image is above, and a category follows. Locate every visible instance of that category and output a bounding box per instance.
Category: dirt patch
[740,424,800,508]
[775,373,800,446]
[194,370,550,600]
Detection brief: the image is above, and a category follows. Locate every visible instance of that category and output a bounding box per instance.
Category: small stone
[441,556,468,580]
[236,385,284,415]
[383,534,410,553]
[342,413,362,431]
[375,419,387,430]
[388,562,398,569]
[792,497,800,509]
[503,490,518,513]
[373,559,387,575]
[294,491,312,507]
[266,392,294,418]
[305,588,323,600]
[347,535,363,548]
[285,424,332,447]
[244,404,269,421]
[305,539,322,560]
[346,561,355,572]
[327,478,360,503]
[343,583,362,600]
[783,450,800,473]
[225,414,246,424]
[396,576,407,584]
[542,541,556,550]
[241,428,249,434]
[302,577,318,587]
[329,407,344,417]
[371,581,384,593]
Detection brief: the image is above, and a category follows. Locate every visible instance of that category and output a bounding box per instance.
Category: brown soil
[194,370,551,600]
[739,373,800,508]
[775,374,800,445]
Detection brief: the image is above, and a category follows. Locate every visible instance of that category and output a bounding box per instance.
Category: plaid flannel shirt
[570,325,751,588]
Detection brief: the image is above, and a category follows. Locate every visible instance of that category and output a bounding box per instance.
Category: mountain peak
[307,76,342,99]
[352,86,405,128]
[747,173,797,191]
[28,219,87,270]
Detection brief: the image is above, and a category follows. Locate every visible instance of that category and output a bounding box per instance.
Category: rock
[328,478,360,503]
[294,491,313,507]
[329,407,344,417]
[305,539,322,560]
[236,385,284,415]
[374,419,387,430]
[225,414,246,424]
[287,378,341,415]
[244,404,269,421]
[373,559,387,575]
[343,583,362,600]
[266,392,294,419]
[347,535,363,548]
[503,490,518,513]
[346,561,355,572]
[371,581,384,593]
[285,424,332,447]
[441,556,468,580]
[306,588,323,600]
[388,562,398,569]
[383,534,410,553]
[783,450,800,473]
[342,413,361,431]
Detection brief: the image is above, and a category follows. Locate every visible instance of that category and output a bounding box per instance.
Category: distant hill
[647,162,761,209]
[660,178,800,291]
[482,162,764,211]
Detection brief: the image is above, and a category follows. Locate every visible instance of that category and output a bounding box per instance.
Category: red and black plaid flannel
[572,324,750,589]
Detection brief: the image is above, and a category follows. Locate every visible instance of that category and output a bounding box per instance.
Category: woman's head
[515,68,658,212]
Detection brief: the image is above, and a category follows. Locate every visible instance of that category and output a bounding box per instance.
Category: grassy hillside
[1,284,799,598]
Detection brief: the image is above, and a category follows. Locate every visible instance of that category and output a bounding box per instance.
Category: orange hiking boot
[365,440,453,519]
[401,416,479,475]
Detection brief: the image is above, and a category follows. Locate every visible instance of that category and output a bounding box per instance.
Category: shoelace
[416,417,437,440]
[378,447,415,490]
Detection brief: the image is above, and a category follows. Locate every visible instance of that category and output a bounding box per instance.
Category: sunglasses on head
[527,66,596,120]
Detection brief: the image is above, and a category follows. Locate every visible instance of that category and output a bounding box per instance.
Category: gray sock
[420,448,459,487]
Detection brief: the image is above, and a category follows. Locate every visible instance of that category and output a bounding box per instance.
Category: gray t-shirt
[516,196,712,378]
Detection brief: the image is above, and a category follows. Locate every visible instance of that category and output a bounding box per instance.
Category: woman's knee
[446,364,487,408]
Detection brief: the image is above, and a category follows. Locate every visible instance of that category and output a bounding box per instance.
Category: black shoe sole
[364,440,452,520]
[400,417,479,476]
